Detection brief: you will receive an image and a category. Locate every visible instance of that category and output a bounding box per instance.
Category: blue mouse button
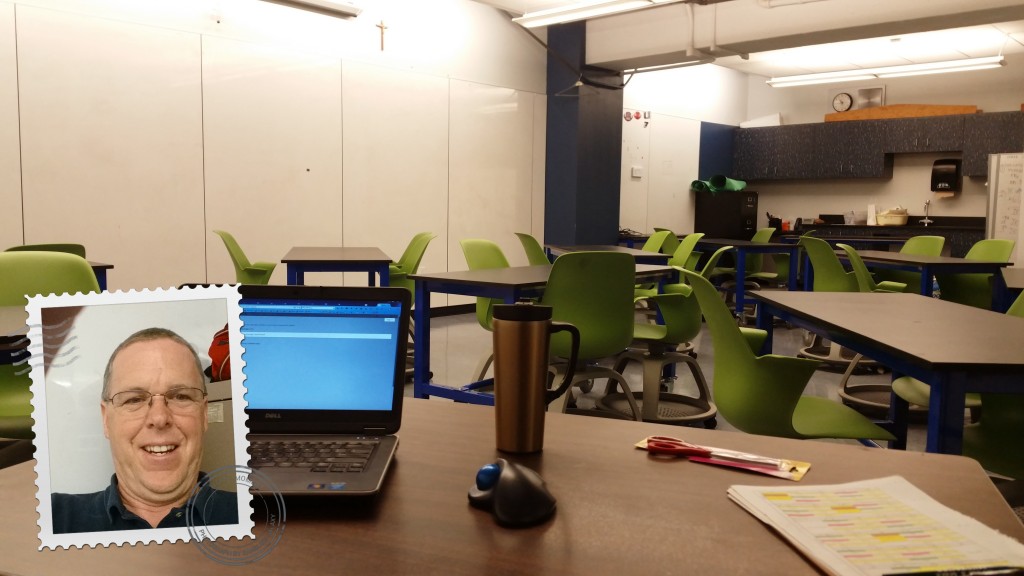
[468,458,556,528]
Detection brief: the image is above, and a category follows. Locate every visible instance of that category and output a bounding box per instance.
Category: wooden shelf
[825,104,978,122]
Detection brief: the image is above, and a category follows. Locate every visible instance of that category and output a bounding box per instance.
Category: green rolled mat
[690,180,711,192]
[708,174,746,192]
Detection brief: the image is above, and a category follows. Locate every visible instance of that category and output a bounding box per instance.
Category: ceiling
[473,1,1024,79]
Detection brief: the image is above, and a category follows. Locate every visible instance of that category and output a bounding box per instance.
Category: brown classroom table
[3,399,1022,575]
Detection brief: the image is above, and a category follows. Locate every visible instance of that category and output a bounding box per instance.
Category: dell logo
[265,413,282,419]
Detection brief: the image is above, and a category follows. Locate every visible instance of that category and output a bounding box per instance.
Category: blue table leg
[733,249,746,317]
[287,264,303,286]
[926,373,965,454]
[788,249,799,290]
[887,373,909,450]
[919,265,933,296]
[413,281,431,398]
[94,269,107,291]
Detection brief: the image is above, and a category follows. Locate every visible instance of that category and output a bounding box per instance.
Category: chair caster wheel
[578,380,594,393]
[703,418,718,430]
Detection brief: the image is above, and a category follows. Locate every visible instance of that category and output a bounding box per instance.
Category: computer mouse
[468,458,556,528]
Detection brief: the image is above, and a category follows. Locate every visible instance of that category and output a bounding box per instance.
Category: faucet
[920,200,933,227]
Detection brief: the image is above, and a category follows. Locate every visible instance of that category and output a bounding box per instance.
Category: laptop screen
[237,285,410,434]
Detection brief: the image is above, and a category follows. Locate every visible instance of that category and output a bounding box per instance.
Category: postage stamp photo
[28,285,254,550]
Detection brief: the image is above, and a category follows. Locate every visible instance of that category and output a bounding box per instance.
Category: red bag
[208,324,231,381]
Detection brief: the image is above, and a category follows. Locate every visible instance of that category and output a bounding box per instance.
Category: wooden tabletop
[854,250,1012,268]
[753,291,1024,371]
[697,238,794,249]
[1003,267,1024,290]
[3,399,1021,575]
[411,264,674,288]
[281,247,391,264]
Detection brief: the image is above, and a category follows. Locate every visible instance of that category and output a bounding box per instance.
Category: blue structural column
[544,22,624,246]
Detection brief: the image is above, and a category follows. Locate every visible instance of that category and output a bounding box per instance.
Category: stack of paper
[729,476,1024,576]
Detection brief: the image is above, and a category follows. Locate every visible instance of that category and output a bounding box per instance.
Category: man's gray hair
[102,327,206,401]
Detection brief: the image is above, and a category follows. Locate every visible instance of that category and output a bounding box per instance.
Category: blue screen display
[240,299,402,411]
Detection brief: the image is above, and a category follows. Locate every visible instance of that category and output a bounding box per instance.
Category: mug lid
[493,303,552,322]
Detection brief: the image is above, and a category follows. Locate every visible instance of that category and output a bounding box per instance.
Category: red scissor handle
[646,436,712,458]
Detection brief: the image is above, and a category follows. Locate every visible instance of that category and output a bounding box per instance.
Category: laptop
[238,284,410,495]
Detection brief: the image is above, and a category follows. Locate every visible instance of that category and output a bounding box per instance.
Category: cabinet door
[963,111,1024,177]
[816,120,889,178]
[733,127,779,180]
[884,116,964,153]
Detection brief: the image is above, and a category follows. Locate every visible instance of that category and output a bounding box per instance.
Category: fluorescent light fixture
[264,0,362,17]
[626,56,716,74]
[512,0,684,29]
[767,55,1005,87]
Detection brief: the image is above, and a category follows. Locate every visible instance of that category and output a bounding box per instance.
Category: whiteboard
[992,153,1023,254]
[17,6,205,290]
[202,34,345,286]
[0,2,20,250]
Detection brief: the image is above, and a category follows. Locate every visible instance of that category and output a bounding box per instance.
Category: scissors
[646,436,712,458]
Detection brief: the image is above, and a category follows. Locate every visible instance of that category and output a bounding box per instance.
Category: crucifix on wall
[376,20,387,51]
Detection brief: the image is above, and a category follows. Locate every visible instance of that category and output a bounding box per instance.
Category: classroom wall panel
[202,35,344,286]
[619,110,650,234]
[530,92,547,242]
[448,79,536,268]
[647,113,699,234]
[341,60,449,291]
[16,6,205,290]
[0,2,21,250]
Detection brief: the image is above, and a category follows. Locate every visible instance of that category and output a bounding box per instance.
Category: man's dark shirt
[51,473,238,534]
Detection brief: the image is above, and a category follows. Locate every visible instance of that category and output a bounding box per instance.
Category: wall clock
[832,92,854,112]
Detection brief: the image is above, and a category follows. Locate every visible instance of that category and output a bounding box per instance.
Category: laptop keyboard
[249,440,378,473]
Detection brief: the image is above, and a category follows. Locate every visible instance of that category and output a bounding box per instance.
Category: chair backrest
[5,243,86,258]
[459,239,511,330]
[640,230,672,253]
[668,233,704,269]
[799,236,858,292]
[937,239,1015,309]
[514,232,550,266]
[835,243,876,293]
[213,229,253,270]
[745,227,775,273]
[390,233,436,304]
[698,245,733,279]
[653,228,680,255]
[0,252,100,307]
[541,252,635,360]
[395,232,437,272]
[682,268,805,436]
[900,235,945,256]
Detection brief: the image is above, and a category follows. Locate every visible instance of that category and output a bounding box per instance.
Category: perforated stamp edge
[27,285,252,550]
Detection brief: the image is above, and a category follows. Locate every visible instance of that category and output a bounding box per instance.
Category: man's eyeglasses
[106,387,207,414]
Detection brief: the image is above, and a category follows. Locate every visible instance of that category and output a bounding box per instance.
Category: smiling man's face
[101,338,208,512]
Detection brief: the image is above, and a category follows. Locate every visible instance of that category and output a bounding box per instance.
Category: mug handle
[545,321,580,405]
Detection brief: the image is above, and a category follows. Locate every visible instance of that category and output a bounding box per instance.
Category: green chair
[836,243,907,293]
[894,292,1024,477]
[212,230,276,285]
[874,235,945,292]
[606,287,717,427]
[711,227,775,281]
[833,243,906,415]
[798,236,864,368]
[389,233,436,375]
[389,232,436,301]
[891,292,1024,433]
[936,239,1015,310]
[667,233,704,270]
[683,268,894,442]
[5,243,86,258]
[653,228,680,256]
[514,232,551,266]
[0,251,101,440]
[541,252,641,421]
[634,230,674,299]
[460,239,511,380]
[800,236,858,292]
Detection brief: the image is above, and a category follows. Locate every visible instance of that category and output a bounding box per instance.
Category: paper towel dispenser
[931,159,962,193]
